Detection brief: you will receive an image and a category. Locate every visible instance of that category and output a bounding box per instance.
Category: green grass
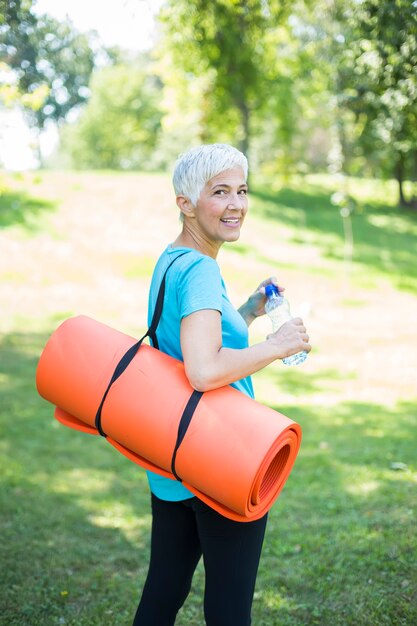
[250,175,417,294]
[1,170,416,625]
[0,185,56,232]
[1,330,415,626]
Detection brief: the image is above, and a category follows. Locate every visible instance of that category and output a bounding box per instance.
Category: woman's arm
[180,309,310,392]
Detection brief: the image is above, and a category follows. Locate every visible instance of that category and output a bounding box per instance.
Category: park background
[1,1,416,624]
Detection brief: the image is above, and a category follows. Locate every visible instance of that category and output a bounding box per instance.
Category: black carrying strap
[94,333,148,437]
[171,389,203,481]
[94,250,202,482]
[147,252,185,349]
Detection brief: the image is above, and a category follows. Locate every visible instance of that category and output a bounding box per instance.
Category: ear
[176,195,195,218]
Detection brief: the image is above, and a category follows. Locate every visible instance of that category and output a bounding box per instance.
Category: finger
[259,276,277,290]
[292,316,304,325]
[260,276,285,294]
[270,276,285,293]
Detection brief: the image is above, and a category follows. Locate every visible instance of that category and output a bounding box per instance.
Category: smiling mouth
[220,217,240,224]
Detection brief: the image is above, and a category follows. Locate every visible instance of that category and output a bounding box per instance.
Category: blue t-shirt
[146,245,254,501]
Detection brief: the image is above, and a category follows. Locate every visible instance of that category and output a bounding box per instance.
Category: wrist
[238,301,256,326]
[265,335,286,360]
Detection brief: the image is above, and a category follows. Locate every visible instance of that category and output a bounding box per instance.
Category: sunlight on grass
[49,468,115,495]
[344,466,417,498]
[0,270,28,284]
[346,479,381,496]
[251,174,417,294]
[254,588,298,611]
[306,173,401,207]
[340,297,368,307]
[0,372,11,385]
[49,310,77,323]
[27,466,152,544]
[88,504,151,534]
[363,427,386,438]
[118,254,156,279]
[253,365,359,408]
[368,213,417,235]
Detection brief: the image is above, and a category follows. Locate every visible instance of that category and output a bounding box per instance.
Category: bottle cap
[265,284,279,298]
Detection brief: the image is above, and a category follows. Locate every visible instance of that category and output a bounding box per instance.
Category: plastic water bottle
[264,284,307,366]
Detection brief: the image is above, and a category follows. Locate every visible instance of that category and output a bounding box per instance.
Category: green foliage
[332,0,417,205]
[0,0,33,28]
[61,61,163,170]
[2,0,417,209]
[0,0,98,128]
[158,0,294,155]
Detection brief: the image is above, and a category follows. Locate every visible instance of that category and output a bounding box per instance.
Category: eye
[238,189,248,195]
[214,189,226,195]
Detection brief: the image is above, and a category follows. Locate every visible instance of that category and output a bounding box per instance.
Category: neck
[173,224,221,259]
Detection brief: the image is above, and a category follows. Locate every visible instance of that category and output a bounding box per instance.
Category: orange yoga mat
[36,315,302,522]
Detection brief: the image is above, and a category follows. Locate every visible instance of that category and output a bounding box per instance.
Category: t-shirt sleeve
[176,255,223,319]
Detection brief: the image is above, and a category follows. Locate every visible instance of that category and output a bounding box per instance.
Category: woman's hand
[266,317,311,360]
[180,308,311,392]
[238,276,284,326]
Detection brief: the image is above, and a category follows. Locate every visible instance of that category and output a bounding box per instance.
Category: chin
[232,228,242,239]
[223,232,240,243]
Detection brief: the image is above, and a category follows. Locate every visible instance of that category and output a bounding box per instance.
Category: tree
[61,61,163,170]
[0,0,97,131]
[157,0,292,158]
[334,0,417,208]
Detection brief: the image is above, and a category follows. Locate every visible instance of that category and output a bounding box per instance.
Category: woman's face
[191,167,248,246]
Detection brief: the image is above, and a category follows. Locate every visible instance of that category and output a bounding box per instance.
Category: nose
[227,192,245,209]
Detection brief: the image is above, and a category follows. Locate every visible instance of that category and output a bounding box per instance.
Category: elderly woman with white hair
[132,143,310,626]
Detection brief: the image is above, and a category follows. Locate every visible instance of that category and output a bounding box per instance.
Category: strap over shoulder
[148,250,190,349]
[95,250,190,436]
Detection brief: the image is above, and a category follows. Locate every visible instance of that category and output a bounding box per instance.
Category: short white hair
[173,143,248,206]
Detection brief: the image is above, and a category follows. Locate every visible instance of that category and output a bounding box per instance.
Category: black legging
[132,493,268,626]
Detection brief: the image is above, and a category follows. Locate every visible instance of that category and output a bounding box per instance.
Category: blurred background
[1,0,416,199]
[1,1,416,625]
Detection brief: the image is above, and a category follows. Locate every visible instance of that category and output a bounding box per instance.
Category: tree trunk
[237,101,250,157]
[395,153,407,208]
[236,101,250,185]
[395,152,417,210]
[412,151,417,209]
[34,127,44,169]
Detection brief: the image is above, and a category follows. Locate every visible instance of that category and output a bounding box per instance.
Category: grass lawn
[1,170,416,625]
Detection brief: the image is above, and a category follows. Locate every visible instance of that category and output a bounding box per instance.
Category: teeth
[221,218,239,223]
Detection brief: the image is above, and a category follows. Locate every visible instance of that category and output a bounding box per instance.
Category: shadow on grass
[258,399,417,625]
[1,330,416,625]
[0,330,150,626]
[251,184,417,292]
[0,189,57,230]
[260,366,353,397]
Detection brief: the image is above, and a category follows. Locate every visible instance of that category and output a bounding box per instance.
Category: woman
[133,144,310,626]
